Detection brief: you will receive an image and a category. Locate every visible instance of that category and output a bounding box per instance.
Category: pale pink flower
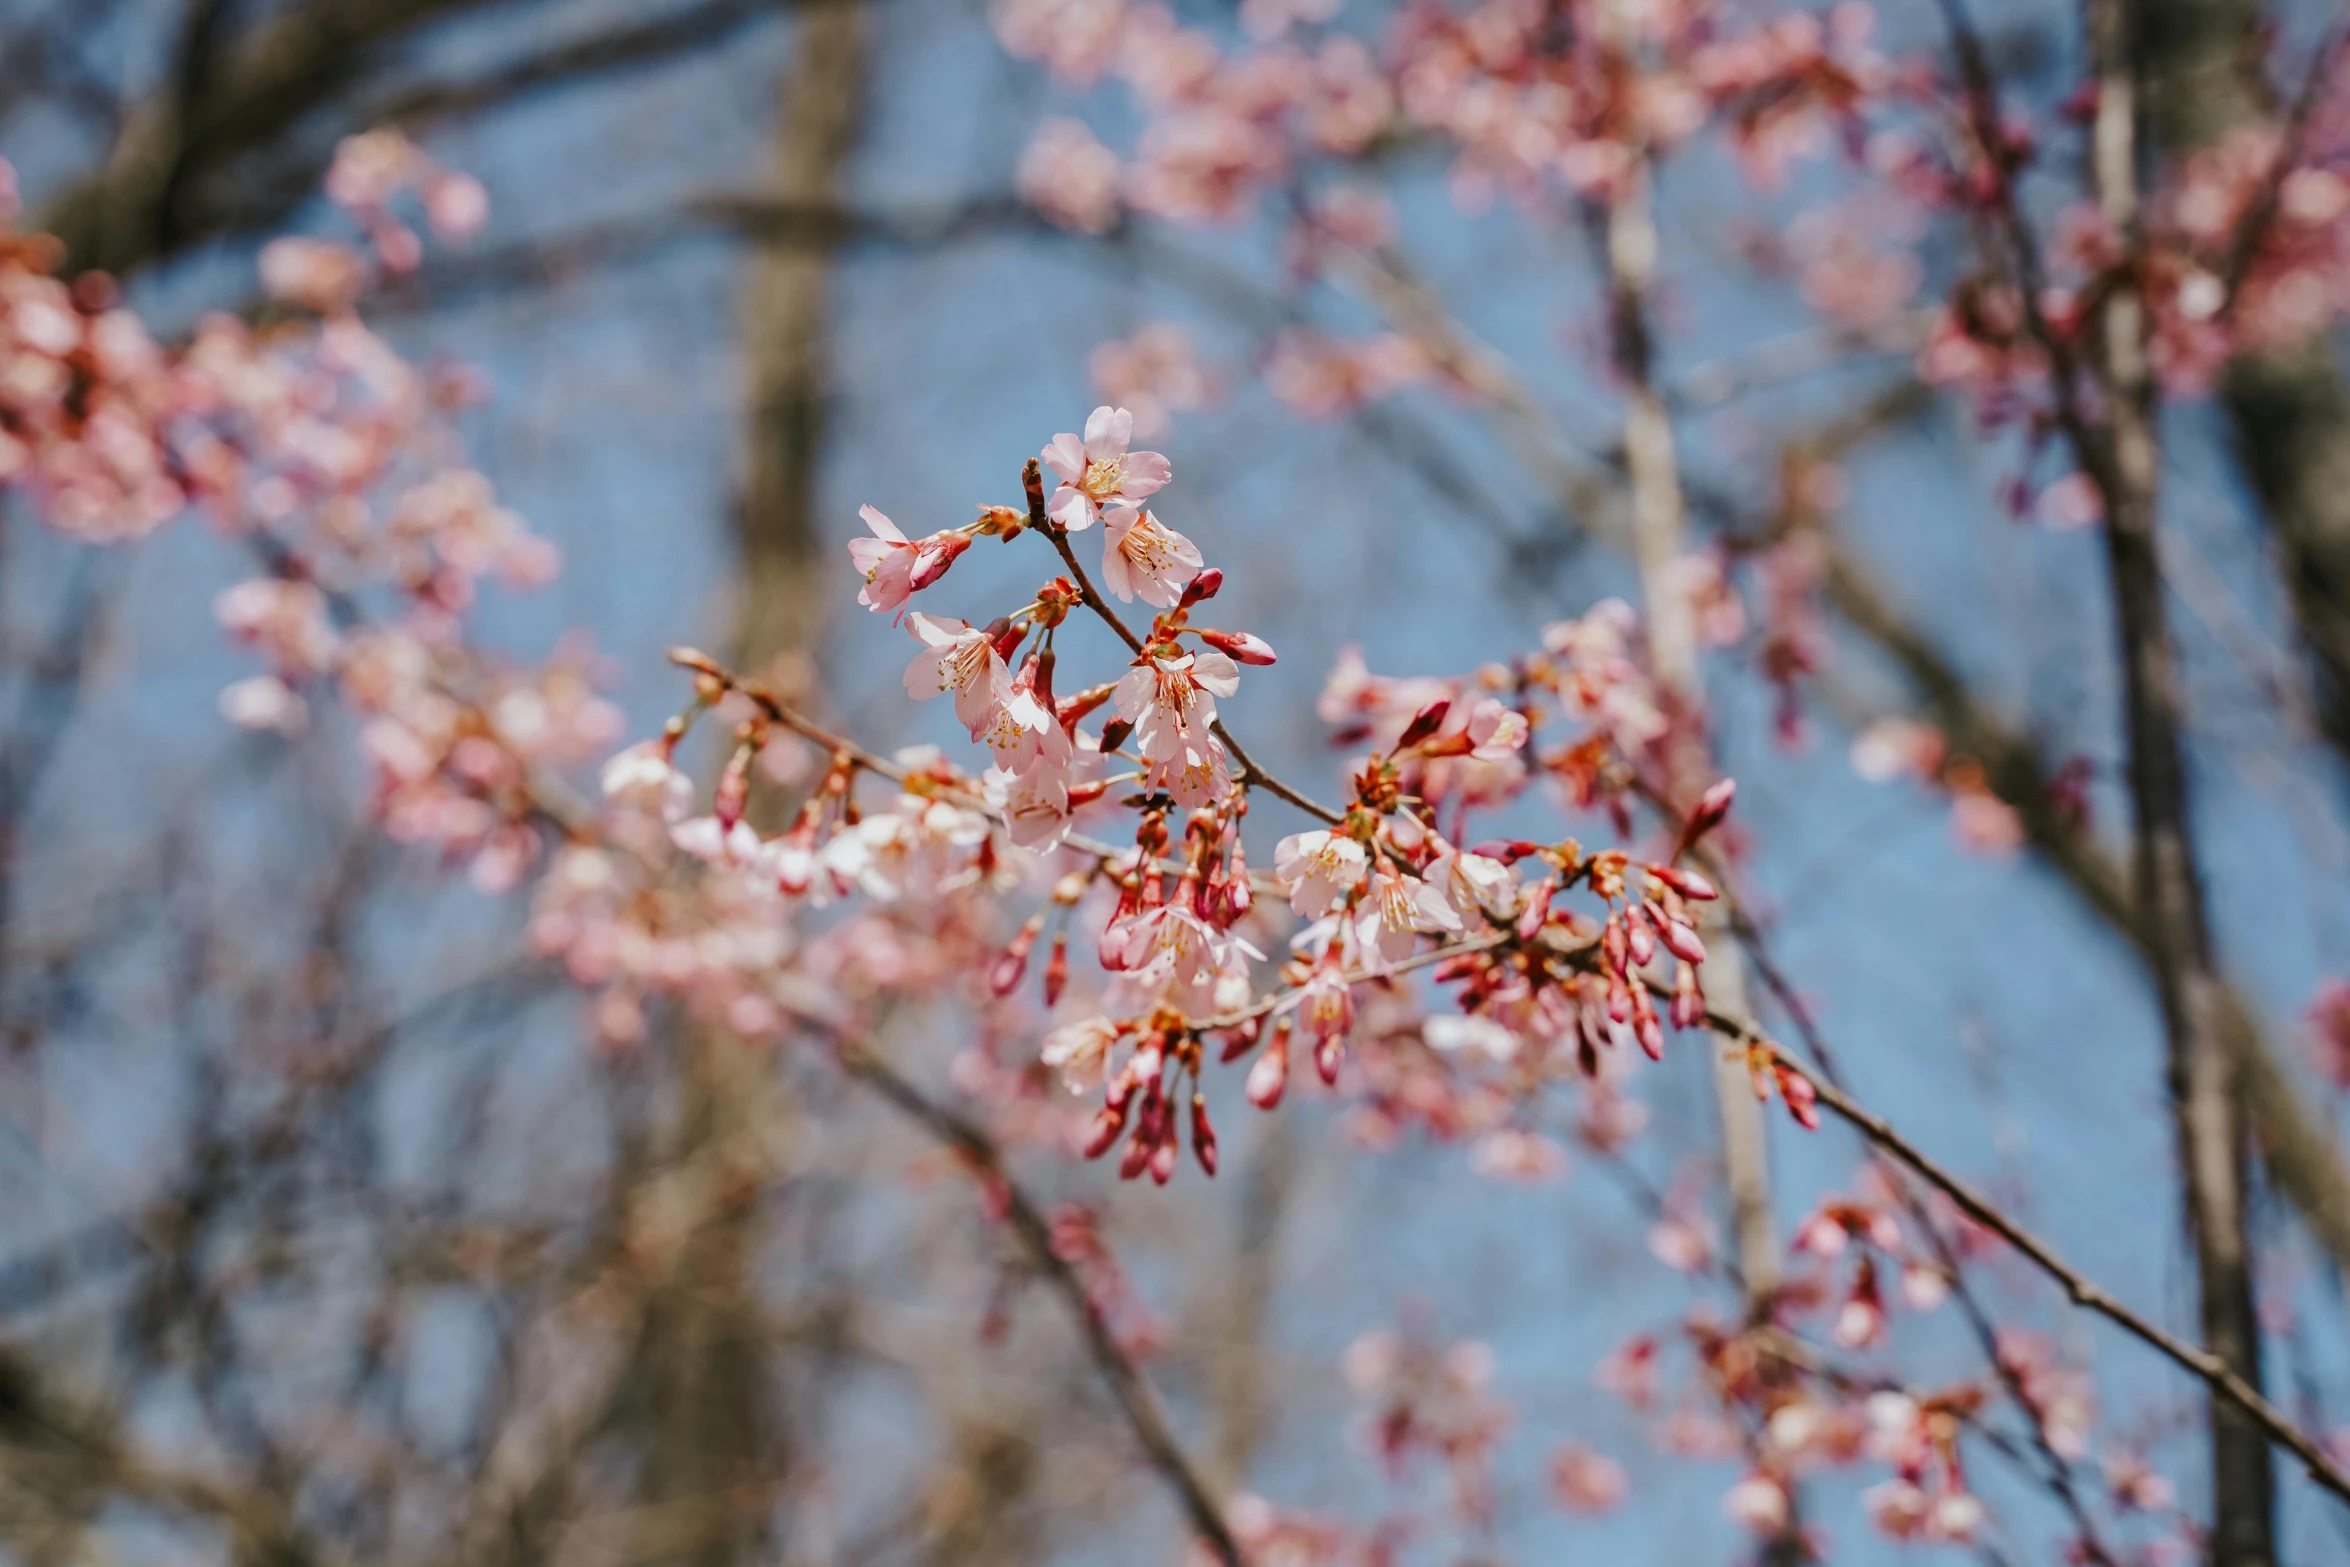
[1273,828,1368,916]
[989,763,1074,849]
[1850,716,1945,782]
[1460,697,1529,759]
[1042,1015,1123,1091]
[847,505,920,614]
[1951,788,2025,855]
[903,613,1009,735]
[1041,405,1170,530]
[258,238,367,313]
[1353,865,1459,966]
[1724,1473,1791,1535]
[219,675,307,733]
[1424,845,1517,922]
[1104,903,1225,1005]
[601,741,692,822]
[1470,1128,1566,1181]
[1089,323,1212,437]
[1019,119,1123,234]
[1548,1444,1628,1515]
[1114,646,1237,763]
[979,685,1074,780]
[424,172,489,239]
[1424,1013,1520,1062]
[1142,735,1234,809]
[1100,507,1203,606]
[1864,1479,1931,1540]
[671,815,762,864]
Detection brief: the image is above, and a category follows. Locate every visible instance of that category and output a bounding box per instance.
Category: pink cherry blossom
[1041,405,1170,530]
[1100,506,1203,606]
[1113,645,1237,763]
[1273,828,1368,916]
[1353,865,1459,967]
[903,613,1009,735]
[979,684,1075,780]
[847,504,920,614]
[1019,119,1124,234]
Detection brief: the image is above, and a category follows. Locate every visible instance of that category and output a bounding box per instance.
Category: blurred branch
[35,0,495,275]
[832,1038,1243,1567]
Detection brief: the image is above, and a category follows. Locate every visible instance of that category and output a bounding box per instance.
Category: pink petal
[1083,404,1132,460]
[858,503,906,543]
[1041,433,1088,483]
[1120,450,1171,496]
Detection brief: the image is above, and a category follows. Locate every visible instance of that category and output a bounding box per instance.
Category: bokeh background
[3,0,2350,1562]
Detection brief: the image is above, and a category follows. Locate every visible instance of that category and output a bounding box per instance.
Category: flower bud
[1082,1103,1127,1160]
[1776,1062,1821,1131]
[714,740,753,832]
[990,913,1045,996]
[1658,918,1707,965]
[1516,875,1557,941]
[1649,864,1718,900]
[1042,930,1069,1006]
[1191,1094,1219,1177]
[1247,1022,1292,1108]
[1625,909,1657,968]
[1099,717,1134,754]
[1197,628,1276,665]
[1397,699,1452,750]
[1218,1013,1262,1062]
[1683,777,1737,843]
[1179,567,1224,607]
[1314,1034,1343,1085]
[1630,986,1663,1061]
[908,530,972,592]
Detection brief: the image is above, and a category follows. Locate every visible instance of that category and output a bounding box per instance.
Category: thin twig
[832,1038,1242,1567]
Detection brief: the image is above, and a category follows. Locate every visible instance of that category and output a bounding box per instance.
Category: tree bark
[2086,1,2274,1555]
[615,10,868,1563]
[2144,0,2350,767]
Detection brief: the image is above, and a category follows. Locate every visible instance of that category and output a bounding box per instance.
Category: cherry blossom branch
[829,1035,1242,1567]
[1019,459,1345,826]
[1686,993,2350,1513]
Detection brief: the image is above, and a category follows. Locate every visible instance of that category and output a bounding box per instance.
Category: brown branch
[1725,1014,2350,1517]
[33,0,493,275]
[831,1038,1242,1567]
[1024,461,1346,825]
[1936,0,2278,1549]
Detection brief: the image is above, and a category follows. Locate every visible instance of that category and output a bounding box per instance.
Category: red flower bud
[1776,1063,1821,1131]
[1191,1094,1218,1176]
[1218,1013,1262,1062]
[1082,1103,1127,1160]
[1099,717,1134,754]
[714,738,754,832]
[1179,567,1224,607]
[1630,986,1663,1060]
[1658,918,1707,965]
[1516,875,1557,941]
[989,913,1045,996]
[1649,864,1718,900]
[1197,628,1276,665]
[1314,1034,1343,1085]
[1042,930,1069,1007]
[1247,1030,1290,1108]
[909,530,972,591]
[1682,777,1737,845]
[1397,698,1452,750]
[1625,909,1657,968]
